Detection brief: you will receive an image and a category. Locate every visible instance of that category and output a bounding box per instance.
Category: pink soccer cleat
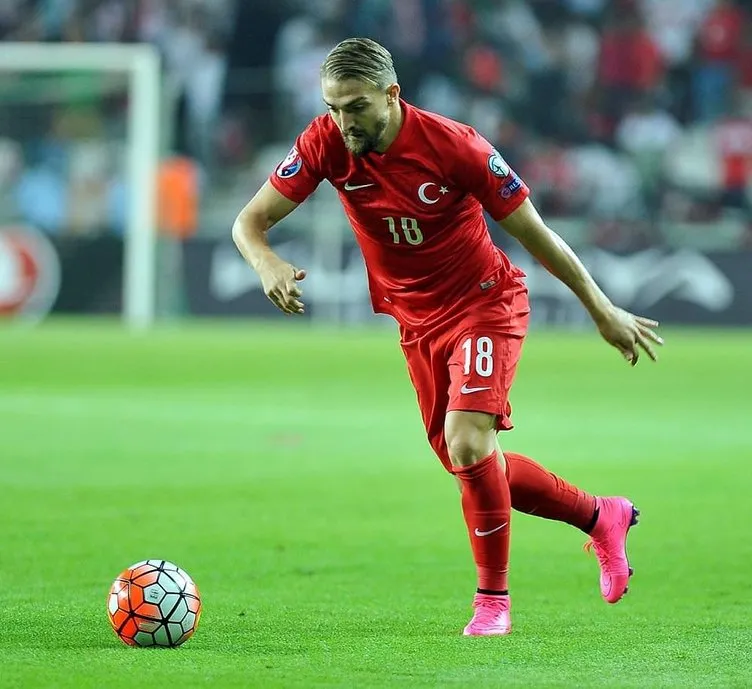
[462,593,512,636]
[584,496,640,604]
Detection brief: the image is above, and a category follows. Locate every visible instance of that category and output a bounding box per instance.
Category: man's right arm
[232,181,307,315]
[232,181,299,270]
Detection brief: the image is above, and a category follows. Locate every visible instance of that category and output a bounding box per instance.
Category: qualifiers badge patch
[276,146,303,178]
[487,148,510,178]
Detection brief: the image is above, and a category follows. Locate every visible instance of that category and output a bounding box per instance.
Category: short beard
[343,115,388,156]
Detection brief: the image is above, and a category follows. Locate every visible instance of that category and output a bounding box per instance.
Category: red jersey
[714,118,752,189]
[269,100,529,330]
[698,6,744,62]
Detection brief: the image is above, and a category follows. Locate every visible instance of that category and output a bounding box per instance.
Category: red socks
[503,452,597,532]
[453,451,511,593]
[451,450,597,593]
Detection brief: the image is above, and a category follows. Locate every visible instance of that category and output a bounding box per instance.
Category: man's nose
[339,113,355,131]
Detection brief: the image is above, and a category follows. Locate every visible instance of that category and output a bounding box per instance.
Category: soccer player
[232,38,663,636]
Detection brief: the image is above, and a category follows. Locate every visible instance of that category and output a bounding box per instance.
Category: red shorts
[399,282,529,473]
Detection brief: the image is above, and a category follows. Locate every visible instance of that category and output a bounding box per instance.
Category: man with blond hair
[233,38,662,636]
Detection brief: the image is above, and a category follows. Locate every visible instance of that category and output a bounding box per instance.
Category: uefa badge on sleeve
[487,149,510,178]
[276,146,303,179]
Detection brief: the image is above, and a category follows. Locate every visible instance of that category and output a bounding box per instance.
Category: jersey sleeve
[268,120,326,203]
[452,129,530,221]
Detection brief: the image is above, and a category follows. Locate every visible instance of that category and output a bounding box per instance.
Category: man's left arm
[500,198,664,365]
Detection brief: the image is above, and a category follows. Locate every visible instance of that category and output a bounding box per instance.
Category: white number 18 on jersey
[383,216,424,246]
[462,336,494,377]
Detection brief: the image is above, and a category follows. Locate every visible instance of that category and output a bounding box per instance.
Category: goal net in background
[0,41,367,330]
[0,43,159,329]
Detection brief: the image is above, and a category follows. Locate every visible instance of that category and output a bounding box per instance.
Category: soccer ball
[107,559,202,647]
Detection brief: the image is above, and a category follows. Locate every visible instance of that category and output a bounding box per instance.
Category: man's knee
[445,411,497,468]
[447,434,488,467]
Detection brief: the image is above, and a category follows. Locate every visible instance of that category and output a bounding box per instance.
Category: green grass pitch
[1,320,750,688]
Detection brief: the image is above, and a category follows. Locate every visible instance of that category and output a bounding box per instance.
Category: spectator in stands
[163,2,230,169]
[616,93,683,212]
[15,154,67,235]
[712,93,752,217]
[562,0,608,21]
[693,0,748,121]
[639,0,714,122]
[520,137,580,216]
[597,7,665,131]
[559,16,600,97]
[2,0,752,242]
[67,141,110,235]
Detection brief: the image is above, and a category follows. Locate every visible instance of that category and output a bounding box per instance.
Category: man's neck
[375,102,404,154]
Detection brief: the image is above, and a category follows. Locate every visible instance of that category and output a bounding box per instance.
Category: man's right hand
[257,256,307,315]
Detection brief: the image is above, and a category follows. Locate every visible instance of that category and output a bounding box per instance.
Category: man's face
[322,78,391,156]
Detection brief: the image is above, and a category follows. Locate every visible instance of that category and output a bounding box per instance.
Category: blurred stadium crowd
[0,0,751,247]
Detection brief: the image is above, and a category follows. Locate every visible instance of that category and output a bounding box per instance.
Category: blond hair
[321,38,398,89]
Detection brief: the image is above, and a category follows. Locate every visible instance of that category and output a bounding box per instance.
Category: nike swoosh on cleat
[474,522,507,537]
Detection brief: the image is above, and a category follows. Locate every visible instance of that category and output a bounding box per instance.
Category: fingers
[286,280,302,299]
[623,344,638,366]
[267,286,305,315]
[635,332,657,362]
[635,316,659,328]
[639,325,664,346]
[630,313,664,363]
[635,317,664,361]
[625,328,660,366]
[285,280,305,314]
[287,267,306,313]
[268,291,296,314]
[264,266,307,315]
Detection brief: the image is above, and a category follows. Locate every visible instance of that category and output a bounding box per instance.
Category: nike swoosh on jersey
[460,384,492,394]
[344,182,375,191]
